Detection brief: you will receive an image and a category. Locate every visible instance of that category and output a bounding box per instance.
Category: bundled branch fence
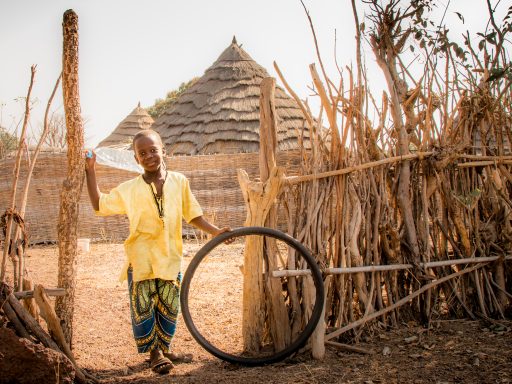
[256,0,512,349]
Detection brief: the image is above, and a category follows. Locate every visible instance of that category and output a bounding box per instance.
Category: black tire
[180,226,324,366]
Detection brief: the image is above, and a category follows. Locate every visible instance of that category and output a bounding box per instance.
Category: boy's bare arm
[85,150,100,211]
[189,216,230,237]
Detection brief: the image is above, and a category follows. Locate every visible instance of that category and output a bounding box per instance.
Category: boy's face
[133,134,165,173]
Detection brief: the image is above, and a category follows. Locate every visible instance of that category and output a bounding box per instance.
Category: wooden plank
[14,288,65,299]
[271,255,512,278]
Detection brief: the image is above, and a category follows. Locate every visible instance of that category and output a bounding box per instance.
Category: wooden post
[259,78,278,181]
[259,77,291,350]
[55,9,85,346]
[311,275,331,359]
[238,167,284,352]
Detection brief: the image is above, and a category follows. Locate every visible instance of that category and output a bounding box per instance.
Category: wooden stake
[55,9,86,346]
[259,77,290,351]
[21,277,39,321]
[311,275,331,359]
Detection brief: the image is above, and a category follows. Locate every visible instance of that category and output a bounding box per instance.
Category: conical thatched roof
[152,37,310,155]
[97,103,154,148]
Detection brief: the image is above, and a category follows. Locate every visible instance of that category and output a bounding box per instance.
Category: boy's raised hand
[84,149,96,170]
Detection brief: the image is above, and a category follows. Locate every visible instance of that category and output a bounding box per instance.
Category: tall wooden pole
[237,77,287,352]
[259,78,290,351]
[55,9,85,345]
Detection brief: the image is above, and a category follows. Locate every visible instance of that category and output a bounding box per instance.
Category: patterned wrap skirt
[127,267,181,353]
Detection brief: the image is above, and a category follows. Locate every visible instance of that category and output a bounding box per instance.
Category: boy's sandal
[150,356,174,374]
[164,352,193,363]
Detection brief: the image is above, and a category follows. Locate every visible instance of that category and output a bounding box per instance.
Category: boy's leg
[128,268,173,374]
[155,273,193,363]
[154,274,184,357]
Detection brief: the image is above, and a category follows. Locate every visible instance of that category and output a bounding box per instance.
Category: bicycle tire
[180,226,324,366]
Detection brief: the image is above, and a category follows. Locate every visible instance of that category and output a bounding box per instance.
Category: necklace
[148,171,167,227]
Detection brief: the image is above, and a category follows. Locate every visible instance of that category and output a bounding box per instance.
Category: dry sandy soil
[11,242,512,384]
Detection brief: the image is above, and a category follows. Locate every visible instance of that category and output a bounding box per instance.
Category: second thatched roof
[152,37,310,156]
[97,103,154,148]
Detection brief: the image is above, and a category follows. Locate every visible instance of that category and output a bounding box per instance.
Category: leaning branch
[1,66,36,282]
[325,262,488,341]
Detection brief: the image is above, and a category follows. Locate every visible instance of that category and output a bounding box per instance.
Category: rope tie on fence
[1,208,28,253]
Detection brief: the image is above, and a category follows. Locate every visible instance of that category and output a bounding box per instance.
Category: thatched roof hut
[152,37,310,155]
[96,103,154,148]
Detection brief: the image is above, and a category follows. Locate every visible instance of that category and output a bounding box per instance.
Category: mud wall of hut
[0,150,301,244]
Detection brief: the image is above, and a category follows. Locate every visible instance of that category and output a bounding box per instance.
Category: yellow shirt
[96,171,203,283]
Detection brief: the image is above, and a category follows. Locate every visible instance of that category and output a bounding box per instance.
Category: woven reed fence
[0,149,301,243]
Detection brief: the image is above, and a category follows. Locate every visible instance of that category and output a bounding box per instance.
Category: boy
[85,129,230,374]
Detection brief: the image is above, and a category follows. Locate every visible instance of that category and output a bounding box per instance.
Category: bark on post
[55,9,85,346]
[259,77,291,351]
[237,166,284,352]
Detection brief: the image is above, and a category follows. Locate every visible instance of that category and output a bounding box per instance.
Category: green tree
[147,77,198,119]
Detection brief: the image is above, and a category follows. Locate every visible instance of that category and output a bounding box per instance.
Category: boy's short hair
[132,130,163,147]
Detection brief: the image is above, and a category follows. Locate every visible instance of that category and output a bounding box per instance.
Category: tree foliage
[0,127,18,158]
[146,77,198,119]
[365,0,512,93]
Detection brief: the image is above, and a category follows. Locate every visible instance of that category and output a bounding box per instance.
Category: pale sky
[0,1,506,147]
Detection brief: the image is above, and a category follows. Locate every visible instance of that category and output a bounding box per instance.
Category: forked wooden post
[237,168,283,351]
[237,77,286,352]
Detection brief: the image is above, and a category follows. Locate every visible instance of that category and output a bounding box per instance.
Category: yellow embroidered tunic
[96,171,203,283]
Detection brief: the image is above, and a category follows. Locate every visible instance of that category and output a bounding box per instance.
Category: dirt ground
[12,242,512,384]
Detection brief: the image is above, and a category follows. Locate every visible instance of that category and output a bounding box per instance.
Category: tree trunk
[55,9,85,346]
